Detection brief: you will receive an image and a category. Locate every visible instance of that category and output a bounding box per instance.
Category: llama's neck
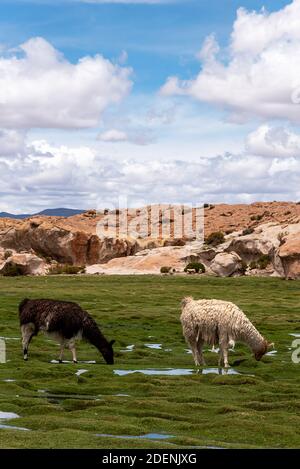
[236,320,266,353]
[83,321,108,353]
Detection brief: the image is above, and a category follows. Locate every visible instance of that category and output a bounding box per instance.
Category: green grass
[0,275,300,448]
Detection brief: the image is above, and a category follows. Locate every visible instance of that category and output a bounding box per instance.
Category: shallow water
[0,411,30,431]
[120,345,135,353]
[2,379,16,383]
[266,350,277,356]
[75,369,88,377]
[96,433,174,440]
[0,336,19,341]
[114,368,244,376]
[290,333,300,338]
[0,411,20,420]
[50,360,96,364]
[0,424,30,431]
[144,343,162,350]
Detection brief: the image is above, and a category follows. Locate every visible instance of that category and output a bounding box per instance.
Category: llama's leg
[69,340,77,363]
[196,338,206,366]
[222,347,230,368]
[21,324,35,361]
[59,343,65,363]
[218,349,224,368]
[188,340,202,367]
[219,340,230,368]
[70,347,77,364]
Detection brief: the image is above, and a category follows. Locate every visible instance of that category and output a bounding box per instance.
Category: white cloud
[0,129,26,157]
[1,133,300,213]
[0,37,132,129]
[246,125,300,158]
[98,129,128,142]
[160,0,300,124]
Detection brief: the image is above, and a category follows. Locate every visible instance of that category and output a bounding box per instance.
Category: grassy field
[0,275,300,449]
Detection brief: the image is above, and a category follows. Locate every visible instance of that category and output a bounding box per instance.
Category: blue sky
[0,0,289,92]
[0,0,299,212]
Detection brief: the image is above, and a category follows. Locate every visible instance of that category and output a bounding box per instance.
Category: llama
[180,297,272,368]
[19,298,115,364]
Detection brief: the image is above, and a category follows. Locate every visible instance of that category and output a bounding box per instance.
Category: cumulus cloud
[246,125,300,158]
[97,127,154,145]
[160,0,300,124]
[0,37,132,129]
[97,129,128,142]
[0,129,26,157]
[1,134,300,213]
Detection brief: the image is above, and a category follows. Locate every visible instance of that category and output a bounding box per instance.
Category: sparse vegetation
[205,231,225,246]
[4,250,13,260]
[0,275,299,449]
[249,255,271,270]
[48,264,84,275]
[160,266,172,274]
[1,263,24,276]
[184,262,205,274]
[257,254,271,270]
[242,227,255,236]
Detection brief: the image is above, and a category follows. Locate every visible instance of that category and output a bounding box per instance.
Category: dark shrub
[205,231,225,246]
[48,264,84,275]
[2,263,24,277]
[184,262,205,274]
[4,250,13,260]
[242,227,254,236]
[257,255,270,270]
[160,266,172,274]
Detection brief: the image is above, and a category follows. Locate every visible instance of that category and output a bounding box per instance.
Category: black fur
[19,298,115,364]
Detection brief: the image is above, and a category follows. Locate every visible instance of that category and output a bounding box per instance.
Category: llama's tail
[19,298,30,314]
[181,296,193,309]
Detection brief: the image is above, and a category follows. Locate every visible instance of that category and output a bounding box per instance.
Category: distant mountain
[0,208,85,219]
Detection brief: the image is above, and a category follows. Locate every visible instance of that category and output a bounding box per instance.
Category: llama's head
[102,339,115,364]
[254,340,274,361]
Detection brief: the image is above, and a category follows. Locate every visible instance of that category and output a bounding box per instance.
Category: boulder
[0,253,47,276]
[210,252,243,277]
[276,233,300,279]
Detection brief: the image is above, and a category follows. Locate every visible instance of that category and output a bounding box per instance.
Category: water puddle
[0,411,19,420]
[0,411,30,431]
[96,433,174,441]
[50,360,96,364]
[120,345,135,353]
[75,369,88,377]
[114,368,244,376]
[0,337,19,341]
[113,393,130,397]
[0,424,30,431]
[289,333,300,338]
[2,379,16,383]
[266,350,277,356]
[144,344,162,350]
[164,348,172,352]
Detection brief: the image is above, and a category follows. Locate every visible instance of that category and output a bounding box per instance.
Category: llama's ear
[267,342,274,350]
[109,340,115,346]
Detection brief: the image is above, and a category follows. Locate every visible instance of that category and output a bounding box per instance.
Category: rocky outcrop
[276,234,300,279]
[0,253,47,276]
[1,202,300,277]
[210,252,243,277]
